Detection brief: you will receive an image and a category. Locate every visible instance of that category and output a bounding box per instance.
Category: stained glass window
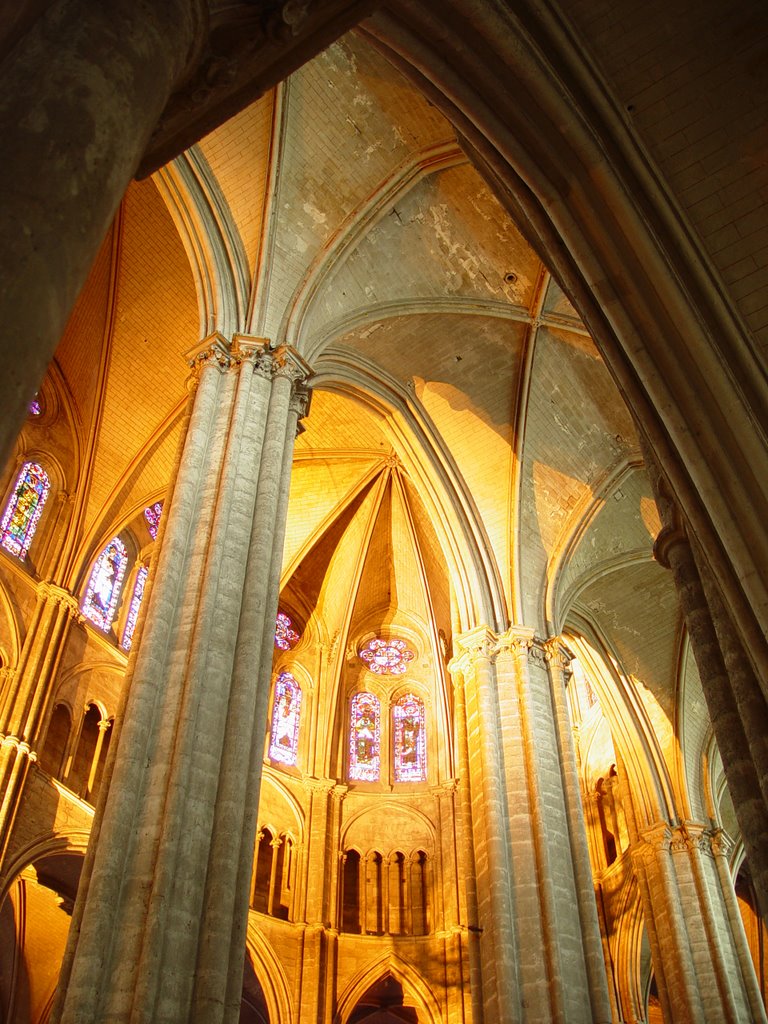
[269,672,302,765]
[349,692,381,781]
[393,694,426,782]
[0,462,50,559]
[359,637,414,675]
[82,537,128,631]
[121,565,149,652]
[144,502,163,540]
[275,611,299,650]
[28,395,42,416]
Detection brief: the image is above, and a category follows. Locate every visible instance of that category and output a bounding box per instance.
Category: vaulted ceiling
[42,27,705,818]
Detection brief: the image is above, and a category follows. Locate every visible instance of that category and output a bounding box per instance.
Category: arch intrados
[0,833,89,905]
[309,369,506,630]
[245,923,294,1024]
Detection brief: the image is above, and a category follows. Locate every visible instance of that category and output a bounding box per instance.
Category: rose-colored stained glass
[348,692,381,781]
[144,502,163,540]
[393,693,426,782]
[82,537,128,632]
[121,565,149,652]
[275,611,299,650]
[359,637,414,675]
[269,672,302,765]
[1,462,50,559]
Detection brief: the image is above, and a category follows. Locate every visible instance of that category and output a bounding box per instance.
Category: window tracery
[359,637,414,675]
[393,693,426,782]
[121,565,149,652]
[0,461,50,559]
[349,691,381,781]
[274,611,299,650]
[268,671,302,765]
[82,537,128,631]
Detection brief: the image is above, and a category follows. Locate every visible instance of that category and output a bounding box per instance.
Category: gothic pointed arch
[335,953,442,1024]
[245,921,295,1024]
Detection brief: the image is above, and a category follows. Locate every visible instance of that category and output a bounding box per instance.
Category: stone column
[453,625,611,1024]
[52,336,311,1024]
[499,628,598,1022]
[632,823,765,1023]
[653,520,768,917]
[84,717,111,802]
[0,0,207,469]
[451,666,484,1021]
[0,582,81,865]
[644,443,768,916]
[710,830,767,1023]
[451,628,520,1023]
[545,638,613,1023]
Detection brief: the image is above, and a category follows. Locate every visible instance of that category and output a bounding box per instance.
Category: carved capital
[184,332,232,373]
[289,383,312,428]
[494,625,535,661]
[543,636,568,671]
[231,333,270,367]
[640,822,672,853]
[456,626,498,665]
[709,827,733,858]
[271,344,313,385]
[672,822,712,855]
[302,774,336,795]
[38,582,82,620]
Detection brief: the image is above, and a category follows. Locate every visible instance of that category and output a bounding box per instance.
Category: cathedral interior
[0,2,767,1023]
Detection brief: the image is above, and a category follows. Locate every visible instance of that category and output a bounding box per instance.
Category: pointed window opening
[349,692,381,781]
[268,671,302,765]
[143,502,163,540]
[82,537,128,631]
[121,565,149,652]
[1,462,50,559]
[274,611,299,650]
[393,693,426,782]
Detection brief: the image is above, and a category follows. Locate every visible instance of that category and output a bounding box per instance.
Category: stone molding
[450,624,546,675]
[543,636,568,671]
[637,821,718,858]
[37,581,84,624]
[652,523,688,570]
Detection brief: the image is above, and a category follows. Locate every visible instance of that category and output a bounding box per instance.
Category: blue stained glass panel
[393,694,426,782]
[0,462,50,559]
[349,692,381,781]
[269,672,302,765]
[82,537,128,632]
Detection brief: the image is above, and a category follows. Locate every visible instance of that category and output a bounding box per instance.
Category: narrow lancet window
[121,565,149,651]
[143,502,163,540]
[1,462,50,559]
[393,693,426,782]
[274,611,299,650]
[82,537,128,631]
[269,671,302,765]
[349,692,381,781]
